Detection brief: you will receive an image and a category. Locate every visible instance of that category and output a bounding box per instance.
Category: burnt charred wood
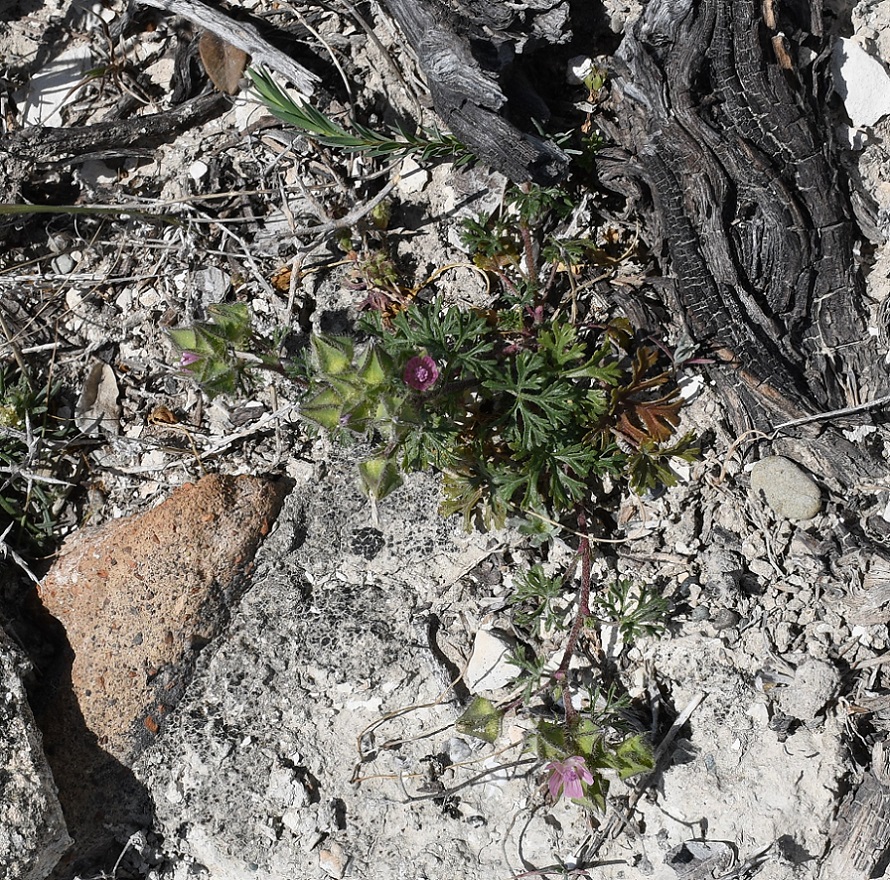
[379,0,569,185]
[0,92,228,205]
[603,0,886,435]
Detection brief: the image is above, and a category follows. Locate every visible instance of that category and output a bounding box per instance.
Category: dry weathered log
[136,0,319,97]
[379,0,569,185]
[0,92,228,204]
[820,739,890,880]
[601,0,887,435]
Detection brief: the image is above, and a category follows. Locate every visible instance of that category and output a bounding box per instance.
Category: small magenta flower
[179,351,202,368]
[546,756,594,801]
[403,355,439,391]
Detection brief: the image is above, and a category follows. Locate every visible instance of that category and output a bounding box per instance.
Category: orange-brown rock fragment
[37,473,288,762]
[32,473,289,874]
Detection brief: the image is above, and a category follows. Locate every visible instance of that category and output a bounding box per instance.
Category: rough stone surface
[629,636,844,880]
[135,461,536,880]
[851,0,890,323]
[0,628,71,880]
[132,452,849,880]
[775,659,843,722]
[750,456,823,521]
[831,37,890,130]
[37,473,288,763]
[33,473,288,875]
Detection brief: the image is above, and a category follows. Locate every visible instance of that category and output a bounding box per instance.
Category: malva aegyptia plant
[167,302,292,397]
[170,293,683,809]
[169,160,694,808]
[293,298,697,519]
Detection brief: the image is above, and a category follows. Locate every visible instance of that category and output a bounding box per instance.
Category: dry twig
[136,0,319,95]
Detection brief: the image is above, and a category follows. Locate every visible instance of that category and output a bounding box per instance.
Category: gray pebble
[750,456,822,520]
[711,609,741,630]
[775,659,841,720]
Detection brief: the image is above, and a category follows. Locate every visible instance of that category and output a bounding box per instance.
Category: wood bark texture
[600,0,887,435]
[0,92,228,205]
[380,0,570,185]
[136,0,319,96]
[820,739,890,880]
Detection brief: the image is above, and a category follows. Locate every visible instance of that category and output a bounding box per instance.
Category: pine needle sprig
[247,66,475,165]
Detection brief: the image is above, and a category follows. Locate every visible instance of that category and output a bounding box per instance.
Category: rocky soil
[2,1,890,879]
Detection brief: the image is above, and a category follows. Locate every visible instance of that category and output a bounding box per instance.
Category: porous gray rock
[134,458,549,880]
[0,628,71,880]
[775,659,842,722]
[750,456,822,521]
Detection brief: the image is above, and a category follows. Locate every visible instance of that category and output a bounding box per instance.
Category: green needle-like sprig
[247,66,474,164]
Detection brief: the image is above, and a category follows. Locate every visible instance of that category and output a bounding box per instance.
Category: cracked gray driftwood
[820,739,890,879]
[380,0,570,184]
[597,4,890,874]
[599,0,887,438]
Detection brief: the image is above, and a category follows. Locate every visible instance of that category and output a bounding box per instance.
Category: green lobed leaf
[356,345,393,388]
[300,387,345,431]
[206,302,251,345]
[456,696,504,744]
[358,457,402,500]
[311,335,354,376]
[168,328,198,351]
[607,734,655,780]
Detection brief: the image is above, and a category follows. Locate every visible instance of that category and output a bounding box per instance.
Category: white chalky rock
[465,630,516,692]
[832,37,890,129]
[750,456,822,521]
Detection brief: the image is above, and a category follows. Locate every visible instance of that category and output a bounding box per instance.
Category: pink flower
[179,351,201,368]
[403,355,439,391]
[546,756,594,801]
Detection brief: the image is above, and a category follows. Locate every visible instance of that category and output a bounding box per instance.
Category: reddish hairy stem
[496,269,522,299]
[554,512,594,723]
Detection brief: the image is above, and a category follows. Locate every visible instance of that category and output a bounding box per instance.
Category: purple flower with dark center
[546,756,594,801]
[179,351,201,368]
[403,355,439,391]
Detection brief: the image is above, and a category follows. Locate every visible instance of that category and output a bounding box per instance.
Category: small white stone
[843,424,877,442]
[164,780,183,804]
[747,701,770,726]
[567,55,594,85]
[139,288,162,309]
[831,38,890,129]
[319,842,348,879]
[18,44,91,126]
[600,623,624,658]
[397,156,429,195]
[193,266,228,301]
[188,160,209,183]
[465,630,516,692]
[79,159,117,186]
[678,373,706,401]
[51,254,74,275]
